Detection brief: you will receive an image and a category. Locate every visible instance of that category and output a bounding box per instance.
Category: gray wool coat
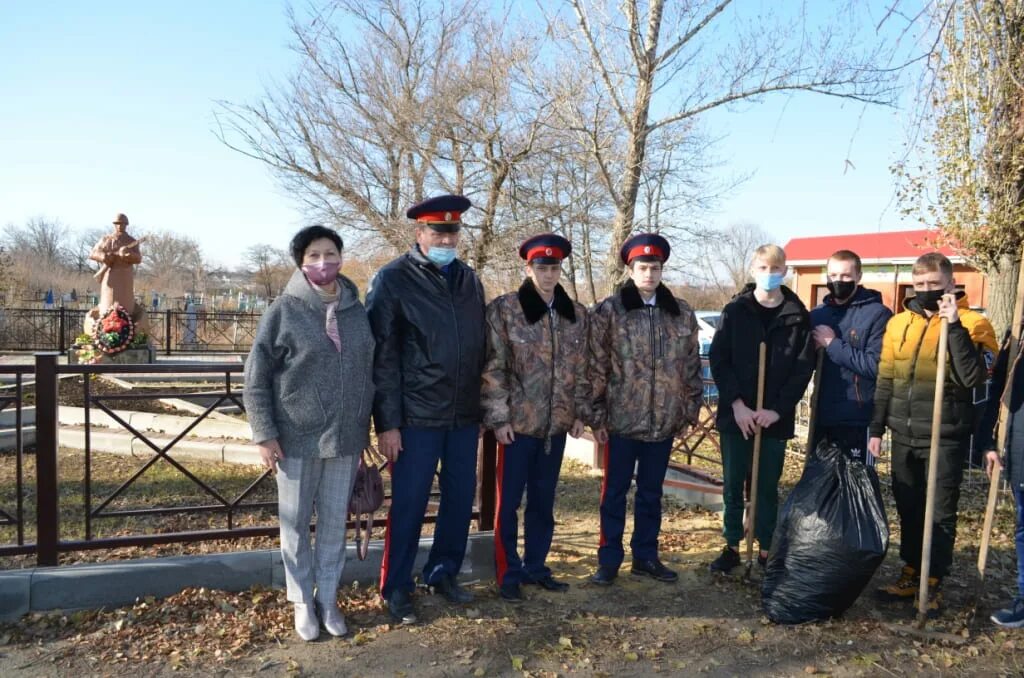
[244,269,375,459]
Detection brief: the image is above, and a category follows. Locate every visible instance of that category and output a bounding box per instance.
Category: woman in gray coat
[244,225,375,641]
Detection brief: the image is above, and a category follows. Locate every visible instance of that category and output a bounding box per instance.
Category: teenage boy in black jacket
[709,244,815,574]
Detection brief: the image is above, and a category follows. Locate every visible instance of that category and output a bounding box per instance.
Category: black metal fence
[0,308,262,354]
[0,354,498,567]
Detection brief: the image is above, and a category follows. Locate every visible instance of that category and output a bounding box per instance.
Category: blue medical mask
[755,272,785,292]
[425,246,457,267]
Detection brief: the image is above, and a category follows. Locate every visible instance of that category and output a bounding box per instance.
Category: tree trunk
[985,252,1021,339]
[601,0,663,289]
[605,119,650,290]
[581,218,598,304]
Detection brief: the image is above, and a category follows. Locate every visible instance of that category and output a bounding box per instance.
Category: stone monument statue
[90,213,143,315]
[83,213,147,339]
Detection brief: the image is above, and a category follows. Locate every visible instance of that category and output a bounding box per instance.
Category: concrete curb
[57,406,249,440]
[57,427,262,465]
[0,532,495,621]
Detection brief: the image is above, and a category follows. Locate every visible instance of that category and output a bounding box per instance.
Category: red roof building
[783,229,987,313]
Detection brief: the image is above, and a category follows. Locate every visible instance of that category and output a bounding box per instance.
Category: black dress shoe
[525,575,569,592]
[631,558,678,583]
[386,590,417,625]
[590,565,618,586]
[500,583,524,602]
[433,575,474,604]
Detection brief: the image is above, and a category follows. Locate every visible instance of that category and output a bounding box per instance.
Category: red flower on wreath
[92,303,135,355]
[101,315,126,333]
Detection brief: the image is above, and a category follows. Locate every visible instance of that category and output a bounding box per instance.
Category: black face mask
[914,289,945,311]
[826,280,857,302]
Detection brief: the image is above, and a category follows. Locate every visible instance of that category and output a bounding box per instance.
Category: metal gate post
[34,352,60,566]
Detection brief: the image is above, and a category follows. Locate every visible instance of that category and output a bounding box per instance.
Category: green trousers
[720,431,787,550]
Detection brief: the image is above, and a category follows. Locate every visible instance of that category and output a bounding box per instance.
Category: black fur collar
[518,279,577,324]
[620,279,681,316]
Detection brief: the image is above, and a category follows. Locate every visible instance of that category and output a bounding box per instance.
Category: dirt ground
[1,459,1023,677]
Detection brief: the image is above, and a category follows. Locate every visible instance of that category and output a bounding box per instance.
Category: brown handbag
[348,447,385,560]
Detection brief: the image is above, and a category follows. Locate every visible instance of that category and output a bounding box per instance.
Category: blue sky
[0,1,923,269]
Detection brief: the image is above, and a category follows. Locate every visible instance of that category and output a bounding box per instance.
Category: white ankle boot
[317,600,348,637]
[293,602,320,641]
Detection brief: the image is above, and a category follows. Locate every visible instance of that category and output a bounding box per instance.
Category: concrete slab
[99,373,243,386]
[57,428,249,464]
[0,426,35,450]
[0,570,31,622]
[157,397,243,422]
[153,355,246,364]
[270,549,285,590]
[9,532,494,618]
[563,433,600,468]
[0,406,34,428]
[58,406,249,439]
[29,550,275,612]
[663,464,723,512]
[222,442,261,465]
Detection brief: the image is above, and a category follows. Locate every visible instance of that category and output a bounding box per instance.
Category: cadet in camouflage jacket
[589,233,703,588]
[588,280,703,442]
[482,234,589,600]
[481,281,590,438]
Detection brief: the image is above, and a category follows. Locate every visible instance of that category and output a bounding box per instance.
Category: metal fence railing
[0,353,497,567]
[0,365,33,556]
[0,308,262,354]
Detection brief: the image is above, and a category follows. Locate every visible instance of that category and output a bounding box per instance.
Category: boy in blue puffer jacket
[809,250,892,464]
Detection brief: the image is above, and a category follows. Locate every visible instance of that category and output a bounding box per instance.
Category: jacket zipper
[648,306,656,436]
[443,270,461,428]
[905,315,929,436]
[545,308,556,453]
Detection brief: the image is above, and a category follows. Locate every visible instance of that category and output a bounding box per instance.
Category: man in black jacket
[709,244,815,574]
[367,195,487,625]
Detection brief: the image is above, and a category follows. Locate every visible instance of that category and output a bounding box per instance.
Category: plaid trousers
[276,453,359,604]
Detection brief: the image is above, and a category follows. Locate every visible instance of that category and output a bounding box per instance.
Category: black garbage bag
[761,440,888,624]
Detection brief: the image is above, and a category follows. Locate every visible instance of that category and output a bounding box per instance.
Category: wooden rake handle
[745,342,768,570]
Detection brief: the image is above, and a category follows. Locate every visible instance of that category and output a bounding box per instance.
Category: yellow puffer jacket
[869,293,998,445]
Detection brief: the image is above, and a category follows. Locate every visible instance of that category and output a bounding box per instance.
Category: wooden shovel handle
[917,316,949,627]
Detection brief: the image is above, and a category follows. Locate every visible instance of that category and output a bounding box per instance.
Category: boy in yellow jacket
[868,252,998,615]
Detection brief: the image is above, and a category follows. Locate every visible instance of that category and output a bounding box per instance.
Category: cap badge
[644,245,652,254]
[444,211,452,221]
[545,247,553,256]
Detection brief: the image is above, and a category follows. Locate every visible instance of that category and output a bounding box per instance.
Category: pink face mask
[302,260,341,286]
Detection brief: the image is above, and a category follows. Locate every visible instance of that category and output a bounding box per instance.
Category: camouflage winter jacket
[588,280,703,442]
[481,280,590,438]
